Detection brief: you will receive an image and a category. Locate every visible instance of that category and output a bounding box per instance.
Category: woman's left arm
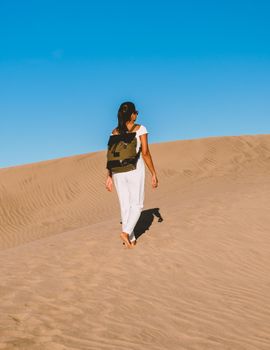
[105,169,113,191]
[106,129,115,190]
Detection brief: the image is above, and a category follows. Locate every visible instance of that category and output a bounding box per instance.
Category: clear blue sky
[1,0,269,168]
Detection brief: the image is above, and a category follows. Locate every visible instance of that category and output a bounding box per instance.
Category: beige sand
[1,134,270,349]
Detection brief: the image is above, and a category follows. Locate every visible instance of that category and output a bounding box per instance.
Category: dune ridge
[1,134,270,250]
[1,134,270,349]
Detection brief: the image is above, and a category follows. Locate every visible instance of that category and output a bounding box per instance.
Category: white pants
[112,160,145,242]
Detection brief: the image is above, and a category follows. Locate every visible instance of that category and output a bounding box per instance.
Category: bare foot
[130,240,137,247]
[120,232,131,248]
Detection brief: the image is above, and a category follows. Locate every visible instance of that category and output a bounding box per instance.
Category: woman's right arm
[140,134,158,188]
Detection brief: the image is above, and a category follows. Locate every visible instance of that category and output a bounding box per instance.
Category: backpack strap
[128,124,137,133]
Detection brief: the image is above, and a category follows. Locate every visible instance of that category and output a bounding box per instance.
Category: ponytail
[117,102,136,134]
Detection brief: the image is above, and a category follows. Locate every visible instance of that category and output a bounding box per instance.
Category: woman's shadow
[120,208,163,240]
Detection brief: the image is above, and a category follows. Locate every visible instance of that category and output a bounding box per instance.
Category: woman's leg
[123,166,145,240]
[112,173,130,234]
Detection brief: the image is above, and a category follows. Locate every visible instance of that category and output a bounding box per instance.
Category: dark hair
[117,101,137,134]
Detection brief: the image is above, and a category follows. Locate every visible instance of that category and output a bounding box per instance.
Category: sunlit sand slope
[1,134,270,349]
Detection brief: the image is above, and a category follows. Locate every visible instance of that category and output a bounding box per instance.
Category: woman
[105,101,158,248]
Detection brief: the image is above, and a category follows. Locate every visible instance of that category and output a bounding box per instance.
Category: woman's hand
[105,175,113,192]
[152,174,158,189]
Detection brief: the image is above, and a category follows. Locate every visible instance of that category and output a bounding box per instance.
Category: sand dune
[1,134,270,349]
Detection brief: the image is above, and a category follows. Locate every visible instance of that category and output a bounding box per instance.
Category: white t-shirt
[135,125,148,171]
[134,125,148,152]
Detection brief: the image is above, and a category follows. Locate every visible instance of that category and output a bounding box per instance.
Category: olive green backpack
[106,124,142,173]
